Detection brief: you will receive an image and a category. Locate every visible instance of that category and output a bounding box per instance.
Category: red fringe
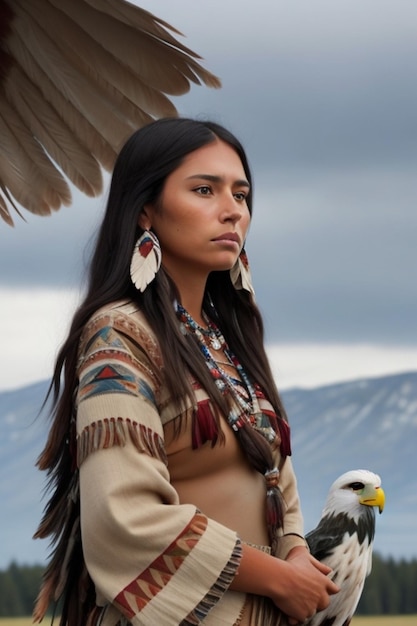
[192,400,219,448]
[191,398,292,457]
[255,394,292,458]
[277,418,292,457]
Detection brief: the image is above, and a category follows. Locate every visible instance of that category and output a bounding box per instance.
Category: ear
[138,205,153,230]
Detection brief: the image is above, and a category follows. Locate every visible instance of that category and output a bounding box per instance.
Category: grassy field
[1,617,416,626]
[352,617,417,625]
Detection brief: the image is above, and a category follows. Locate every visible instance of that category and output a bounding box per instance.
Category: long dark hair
[34,118,289,624]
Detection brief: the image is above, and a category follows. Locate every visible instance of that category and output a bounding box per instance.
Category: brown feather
[33,574,56,623]
[53,0,220,94]
[11,6,137,147]
[0,0,221,224]
[0,189,15,226]
[5,22,117,170]
[31,0,180,116]
[0,99,72,214]
[5,65,103,197]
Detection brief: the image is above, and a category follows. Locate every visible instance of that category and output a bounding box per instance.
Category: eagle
[305,469,385,626]
[0,0,220,225]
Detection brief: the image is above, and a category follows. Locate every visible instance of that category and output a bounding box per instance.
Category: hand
[267,546,339,624]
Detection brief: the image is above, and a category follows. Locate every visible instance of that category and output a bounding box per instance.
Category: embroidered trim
[80,344,158,385]
[181,538,242,625]
[77,308,164,409]
[76,417,167,467]
[78,358,157,405]
[79,308,163,372]
[113,512,208,619]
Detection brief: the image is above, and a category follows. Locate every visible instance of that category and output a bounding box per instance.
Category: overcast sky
[1,0,416,391]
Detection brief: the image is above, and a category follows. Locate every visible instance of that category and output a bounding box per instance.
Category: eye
[348,482,365,491]
[194,185,212,196]
[233,191,248,202]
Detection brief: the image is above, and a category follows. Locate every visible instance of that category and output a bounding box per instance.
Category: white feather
[310,533,373,626]
[130,232,162,292]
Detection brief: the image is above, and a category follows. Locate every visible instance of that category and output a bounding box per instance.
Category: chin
[211,261,236,273]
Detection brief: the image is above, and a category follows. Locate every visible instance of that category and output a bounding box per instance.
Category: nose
[219,192,245,224]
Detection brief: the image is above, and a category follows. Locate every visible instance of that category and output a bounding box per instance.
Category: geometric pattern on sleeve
[78,362,156,405]
[84,325,126,353]
[112,512,208,619]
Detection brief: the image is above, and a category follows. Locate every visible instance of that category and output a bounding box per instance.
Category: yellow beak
[360,485,385,514]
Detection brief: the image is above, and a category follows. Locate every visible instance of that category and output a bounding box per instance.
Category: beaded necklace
[176,303,277,443]
[178,306,225,351]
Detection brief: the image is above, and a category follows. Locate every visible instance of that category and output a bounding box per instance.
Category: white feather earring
[130,230,162,292]
[230,249,255,295]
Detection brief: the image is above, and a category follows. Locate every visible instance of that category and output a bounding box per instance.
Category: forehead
[173,139,247,179]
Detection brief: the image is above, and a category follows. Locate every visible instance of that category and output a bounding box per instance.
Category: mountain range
[1,371,416,568]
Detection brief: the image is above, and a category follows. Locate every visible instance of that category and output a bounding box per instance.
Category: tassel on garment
[77,417,167,467]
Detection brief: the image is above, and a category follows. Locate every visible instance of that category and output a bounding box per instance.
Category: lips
[212,232,240,245]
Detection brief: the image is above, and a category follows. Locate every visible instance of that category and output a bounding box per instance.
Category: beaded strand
[176,303,277,444]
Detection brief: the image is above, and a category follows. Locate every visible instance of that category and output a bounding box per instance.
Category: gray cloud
[0,0,416,348]
[0,195,103,287]
[249,166,416,343]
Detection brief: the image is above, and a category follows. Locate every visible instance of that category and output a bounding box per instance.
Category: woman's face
[142,139,251,286]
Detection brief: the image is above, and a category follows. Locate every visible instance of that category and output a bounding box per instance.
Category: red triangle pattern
[113,512,207,619]
[96,365,120,379]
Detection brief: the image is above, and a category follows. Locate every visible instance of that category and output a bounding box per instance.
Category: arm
[76,310,243,624]
[224,423,337,621]
[229,543,339,623]
[274,455,310,558]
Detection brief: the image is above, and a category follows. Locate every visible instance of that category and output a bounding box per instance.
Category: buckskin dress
[75,300,307,625]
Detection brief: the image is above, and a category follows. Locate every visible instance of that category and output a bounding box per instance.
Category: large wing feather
[6,65,103,197]
[5,23,117,171]
[0,99,72,215]
[0,0,221,225]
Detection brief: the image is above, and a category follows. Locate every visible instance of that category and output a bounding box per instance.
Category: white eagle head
[322,469,385,522]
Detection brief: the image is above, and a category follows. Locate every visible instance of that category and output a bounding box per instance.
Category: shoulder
[78,299,163,371]
[81,298,149,335]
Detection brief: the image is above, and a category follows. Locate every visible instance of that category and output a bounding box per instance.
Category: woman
[34,118,338,626]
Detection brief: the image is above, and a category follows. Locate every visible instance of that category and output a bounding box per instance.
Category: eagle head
[322,469,385,522]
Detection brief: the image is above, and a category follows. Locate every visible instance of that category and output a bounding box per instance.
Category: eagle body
[305,469,385,626]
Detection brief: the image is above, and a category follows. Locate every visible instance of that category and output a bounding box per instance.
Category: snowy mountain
[284,371,417,561]
[1,371,416,568]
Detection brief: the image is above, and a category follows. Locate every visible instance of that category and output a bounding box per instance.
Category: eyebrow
[186,174,250,189]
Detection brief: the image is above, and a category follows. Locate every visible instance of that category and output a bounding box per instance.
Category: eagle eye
[348,481,365,490]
